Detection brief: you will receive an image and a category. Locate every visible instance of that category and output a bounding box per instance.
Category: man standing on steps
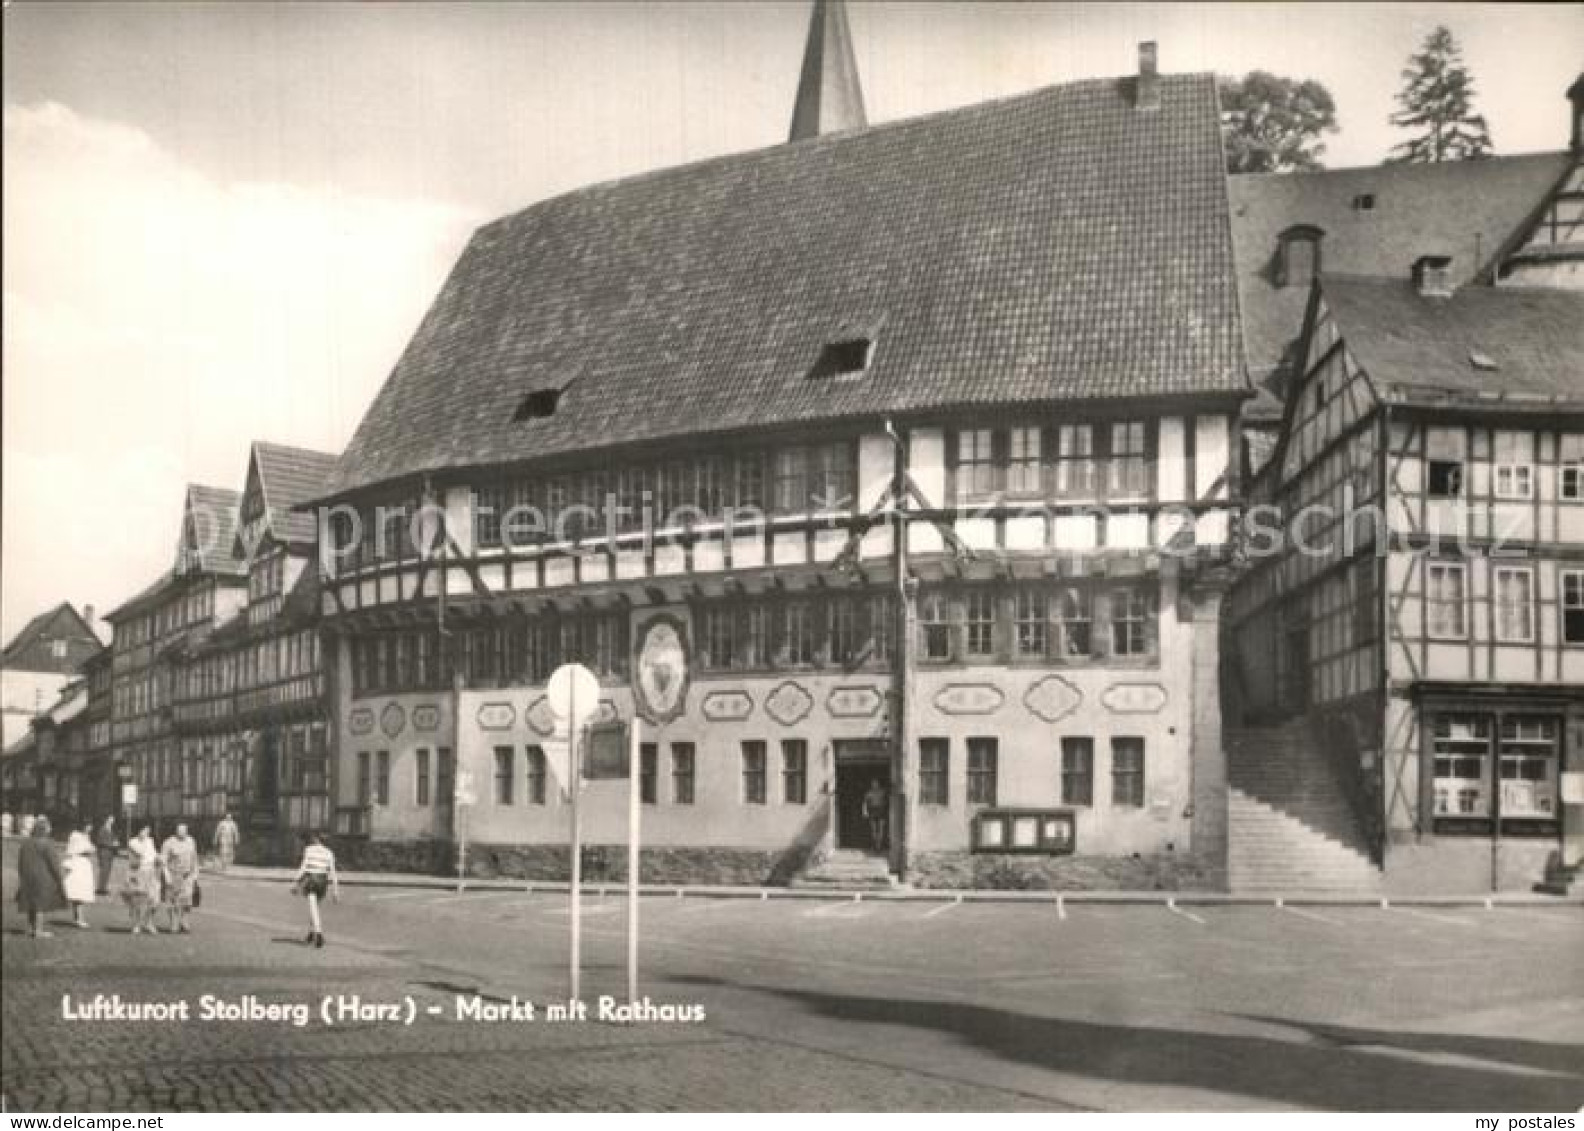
[862,779,888,855]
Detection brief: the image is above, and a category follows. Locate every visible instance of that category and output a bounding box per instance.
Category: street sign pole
[627,712,641,1007]
[568,675,581,1005]
[548,662,599,1007]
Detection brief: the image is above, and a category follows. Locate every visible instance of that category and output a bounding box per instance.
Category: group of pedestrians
[12,814,237,938]
[14,814,338,946]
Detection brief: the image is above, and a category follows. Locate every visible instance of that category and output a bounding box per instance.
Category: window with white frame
[1564,569,1584,645]
[1007,426,1043,496]
[1055,425,1097,499]
[781,739,807,804]
[1014,587,1048,657]
[1426,562,1467,639]
[956,429,996,501]
[1432,715,1490,818]
[1425,428,1466,499]
[1055,587,1092,658]
[639,743,657,805]
[1498,717,1559,818]
[1494,566,1534,643]
[741,741,767,805]
[1562,435,1584,501]
[1110,586,1153,656]
[966,738,998,805]
[919,591,951,660]
[1109,422,1148,497]
[671,743,695,804]
[919,738,949,806]
[1492,432,1534,499]
[1111,737,1146,807]
[964,590,996,658]
[1061,736,1093,806]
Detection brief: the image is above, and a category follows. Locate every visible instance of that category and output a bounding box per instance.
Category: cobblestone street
[3,865,1582,1111]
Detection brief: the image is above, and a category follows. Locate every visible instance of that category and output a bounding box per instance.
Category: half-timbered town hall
[308,14,1246,888]
[15,6,1581,897]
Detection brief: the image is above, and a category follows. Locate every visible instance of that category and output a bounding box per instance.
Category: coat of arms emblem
[635,614,689,724]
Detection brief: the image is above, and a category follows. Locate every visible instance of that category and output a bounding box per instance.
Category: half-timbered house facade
[170,442,338,859]
[105,485,248,834]
[1226,77,1584,893]
[306,23,1248,889]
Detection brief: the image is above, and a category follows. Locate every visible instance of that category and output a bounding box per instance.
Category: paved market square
[3,862,1580,1111]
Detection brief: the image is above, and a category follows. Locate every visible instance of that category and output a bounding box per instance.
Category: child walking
[293,833,339,948]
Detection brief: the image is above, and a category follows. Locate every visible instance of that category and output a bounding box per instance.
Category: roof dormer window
[809,337,874,381]
[1277,225,1325,289]
[513,388,562,422]
[1413,255,1454,298]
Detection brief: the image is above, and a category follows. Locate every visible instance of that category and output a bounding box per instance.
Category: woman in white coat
[61,818,96,928]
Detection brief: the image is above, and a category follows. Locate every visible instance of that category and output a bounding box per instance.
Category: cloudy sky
[3,1,1580,643]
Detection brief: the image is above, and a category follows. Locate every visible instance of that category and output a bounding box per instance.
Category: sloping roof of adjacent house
[103,571,176,624]
[322,72,1247,500]
[1321,276,1584,409]
[0,603,102,674]
[1228,152,1573,410]
[182,484,245,577]
[248,441,340,550]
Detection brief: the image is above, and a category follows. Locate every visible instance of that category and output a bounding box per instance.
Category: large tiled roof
[0,603,101,674]
[324,72,1246,499]
[1321,277,1584,409]
[252,441,339,548]
[1228,153,1572,403]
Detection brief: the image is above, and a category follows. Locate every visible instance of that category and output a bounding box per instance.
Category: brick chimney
[1568,72,1583,154]
[1412,255,1453,298]
[1136,41,1160,111]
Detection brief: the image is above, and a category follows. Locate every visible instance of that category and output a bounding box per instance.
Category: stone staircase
[792,849,896,891]
[1536,858,1581,897]
[1226,719,1381,895]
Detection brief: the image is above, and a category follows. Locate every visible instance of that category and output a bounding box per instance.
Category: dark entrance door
[258,732,280,809]
[1282,625,1310,714]
[833,740,890,852]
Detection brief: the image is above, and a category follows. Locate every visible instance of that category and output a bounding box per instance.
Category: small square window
[1427,460,1464,498]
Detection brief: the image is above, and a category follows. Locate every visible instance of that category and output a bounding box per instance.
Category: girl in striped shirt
[293,833,339,948]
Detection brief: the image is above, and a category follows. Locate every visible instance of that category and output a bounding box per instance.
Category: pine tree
[1387,26,1494,163]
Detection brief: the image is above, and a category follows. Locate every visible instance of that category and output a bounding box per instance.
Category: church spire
[788,0,867,142]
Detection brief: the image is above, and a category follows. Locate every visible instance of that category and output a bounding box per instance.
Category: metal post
[627,714,641,1007]
[888,421,914,880]
[568,676,581,1005]
[452,673,465,892]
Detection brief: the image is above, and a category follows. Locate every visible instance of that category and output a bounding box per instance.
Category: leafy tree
[1219,71,1339,174]
[1387,26,1493,162]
